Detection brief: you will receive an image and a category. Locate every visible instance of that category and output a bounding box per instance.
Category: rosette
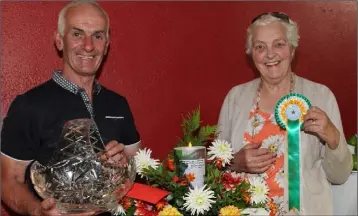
[275,93,311,212]
[275,93,311,130]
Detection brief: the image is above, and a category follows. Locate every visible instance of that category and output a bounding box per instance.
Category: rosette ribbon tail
[275,93,312,213]
[287,119,301,211]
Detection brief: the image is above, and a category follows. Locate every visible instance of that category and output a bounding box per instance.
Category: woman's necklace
[251,73,296,139]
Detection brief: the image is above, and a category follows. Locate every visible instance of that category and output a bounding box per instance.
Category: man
[1,1,140,215]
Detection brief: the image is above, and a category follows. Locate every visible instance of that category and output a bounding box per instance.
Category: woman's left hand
[303,106,340,149]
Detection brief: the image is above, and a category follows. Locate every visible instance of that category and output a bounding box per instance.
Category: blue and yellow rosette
[275,93,311,212]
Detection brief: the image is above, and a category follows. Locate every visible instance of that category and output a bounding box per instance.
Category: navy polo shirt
[1,71,140,166]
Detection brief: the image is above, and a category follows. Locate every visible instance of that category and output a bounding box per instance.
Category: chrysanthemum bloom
[158,205,183,216]
[207,140,234,167]
[134,148,160,177]
[248,176,269,205]
[219,205,241,216]
[183,185,216,215]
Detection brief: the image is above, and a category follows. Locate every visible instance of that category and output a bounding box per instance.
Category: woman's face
[251,22,295,83]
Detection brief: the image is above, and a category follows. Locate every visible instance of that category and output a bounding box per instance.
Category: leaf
[126,205,136,216]
[177,106,207,146]
[198,125,217,141]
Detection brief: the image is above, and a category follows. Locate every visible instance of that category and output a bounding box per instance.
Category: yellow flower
[219,205,241,216]
[158,205,183,216]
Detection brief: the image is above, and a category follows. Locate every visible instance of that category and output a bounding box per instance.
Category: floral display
[117,107,277,216]
[347,134,357,171]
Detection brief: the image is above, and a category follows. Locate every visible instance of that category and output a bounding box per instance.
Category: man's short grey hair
[57,0,110,38]
[245,13,299,55]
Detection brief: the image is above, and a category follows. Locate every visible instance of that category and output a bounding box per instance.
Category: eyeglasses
[251,12,290,24]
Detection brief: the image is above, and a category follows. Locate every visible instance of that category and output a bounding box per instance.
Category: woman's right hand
[230,143,277,174]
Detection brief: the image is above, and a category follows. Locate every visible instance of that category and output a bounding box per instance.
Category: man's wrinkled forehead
[65,4,108,33]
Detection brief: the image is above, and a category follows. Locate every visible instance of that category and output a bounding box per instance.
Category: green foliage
[177,106,217,147]
[347,134,357,171]
[125,204,136,216]
[347,134,357,147]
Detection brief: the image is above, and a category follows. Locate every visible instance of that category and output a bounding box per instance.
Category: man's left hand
[303,106,340,149]
[99,140,126,164]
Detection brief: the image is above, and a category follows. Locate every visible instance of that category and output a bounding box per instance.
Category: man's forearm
[2,182,41,215]
[124,141,141,156]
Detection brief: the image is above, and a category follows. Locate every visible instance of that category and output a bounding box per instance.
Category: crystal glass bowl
[30,118,136,214]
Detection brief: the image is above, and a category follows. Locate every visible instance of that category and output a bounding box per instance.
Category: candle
[174,142,206,188]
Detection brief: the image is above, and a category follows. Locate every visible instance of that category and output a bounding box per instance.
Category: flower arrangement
[119,107,276,216]
[347,134,357,171]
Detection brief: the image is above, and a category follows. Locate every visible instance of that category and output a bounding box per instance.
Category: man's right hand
[230,142,277,174]
[31,198,97,216]
[31,198,60,216]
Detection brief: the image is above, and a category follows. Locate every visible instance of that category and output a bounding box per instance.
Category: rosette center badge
[275,93,312,129]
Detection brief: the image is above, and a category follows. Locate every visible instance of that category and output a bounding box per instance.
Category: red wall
[1,1,357,161]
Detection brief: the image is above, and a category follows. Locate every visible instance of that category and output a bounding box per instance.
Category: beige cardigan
[217,75,353,215]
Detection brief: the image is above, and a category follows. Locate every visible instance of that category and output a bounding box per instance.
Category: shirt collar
[52,70,102,95]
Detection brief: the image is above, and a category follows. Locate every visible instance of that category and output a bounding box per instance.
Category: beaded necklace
[251,73,296,139]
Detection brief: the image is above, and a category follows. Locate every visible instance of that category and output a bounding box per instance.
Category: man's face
[55,4,109,77]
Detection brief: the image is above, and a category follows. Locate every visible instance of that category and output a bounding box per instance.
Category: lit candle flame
[188,142,192,147]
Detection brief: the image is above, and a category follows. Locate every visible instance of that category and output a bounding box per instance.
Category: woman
[217,12,352,215]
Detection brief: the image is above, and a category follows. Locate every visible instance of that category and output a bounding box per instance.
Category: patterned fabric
[52,70,101,117]
[243,106,286,212]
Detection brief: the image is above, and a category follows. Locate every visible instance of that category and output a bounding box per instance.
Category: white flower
[246,114,265,136]
[207,139,234,167]
[248,176,270,205]
[183,185,216,215]
[241,208,270,216]
[247,173,268,180]
[274,168,285,189]
[261,135,285,157]
[113,204,126,216]
[134,148,160,177]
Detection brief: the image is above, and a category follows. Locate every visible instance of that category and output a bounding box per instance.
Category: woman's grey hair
[245,13,299,55]
[57,0,110,39]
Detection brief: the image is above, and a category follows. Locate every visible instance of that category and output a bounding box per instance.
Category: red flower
[241,189,251,204]
[155,199,167,211]
[222,172,242,191]
[135,200,158,216]
[173,175,179,183]
[179,180,188,186]
[119,197,132,210]
[215,158,224,168]
[185,173,195,182]
[167,158,175,171]
[135,208,158,216]
[269,198,278,216]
